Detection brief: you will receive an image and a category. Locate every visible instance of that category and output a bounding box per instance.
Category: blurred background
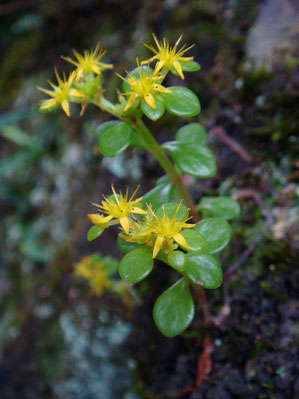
[0,1,298,398]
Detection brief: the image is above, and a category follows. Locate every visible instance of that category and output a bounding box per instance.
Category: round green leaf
[95,121,118,140]
[198,196,241,220]
[87,226,104,242]
[143,177,180,211]
[143,183,172,211]
[153,278,195,337]
[98,121,132,157]
[117,235,142,254]
[185,253,223,289]
[159,86,201,117]
[168,251,186,272]
[180,230,207,252]
[180,60,201,72]
[195,218,231,254]
[156,202,189,221]
[141,98,165,121]
[163,141,217,178]
[129,130,147,149]
[119,246,153,284]
[175,123,207,145]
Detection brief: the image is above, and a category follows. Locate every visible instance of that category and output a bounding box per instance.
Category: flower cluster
[38,35,198,116]
[74,254,111,295]
[88,187,196,259]
[38,43,113,116]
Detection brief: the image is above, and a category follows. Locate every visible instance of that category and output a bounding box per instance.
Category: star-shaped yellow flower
[142,34,195,80]
[37,69,84,116]
[117,60,172,111]
[62,43,113,80]
[140,203,195,258]
[74,255,111,295]
[88,186,147,234]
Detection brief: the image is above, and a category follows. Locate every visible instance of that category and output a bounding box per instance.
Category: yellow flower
[117,59,172,111]
[141,204,195,258]
[62,43,113,80]
[74,255,110,295]
[142,34,195,80]
[88,186,147,234]
[37,69,84,116]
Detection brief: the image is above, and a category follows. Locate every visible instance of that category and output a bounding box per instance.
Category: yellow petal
[37,86,55,96]
[179,56,194,62]
[179,222,196,228]
[98,62,114,69]
[173,61,184,80]
[138,227,155,237]
[154,84,172,94]
[155,60,164,73]
[153,236,164,258]
[152,33,161,50]
[144,94,156,110]
[88,214,113,225]
[69,88,85,98]
[80,102,88,116]
[141,55,157,65]
[61,55,78,67]
[91,65,102,75]
[124,94,138,112]
[131,207,147,214]
[40,99,57,110]
[174,233,190,250]
[119,216,130,234]
[175,35,183,48]
[61,100,70,117]
[75,68,83,81]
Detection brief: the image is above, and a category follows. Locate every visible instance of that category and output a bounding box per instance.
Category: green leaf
[153,278,195,337]
[143,176,180,210]
[129,130,147,149]
[195,218,231,254]
[143,183,172,210]
[168,251,186,272]
[87,226,104,242]
[117,235,142,254]
[162,141,217,178]
[180,230,207,252]
[198,196,241,220]
[95,121,118,140]
[119,246,153,284]
[185,253,223,289]
[156,202,189,221]
[122,66,154,91]
[175,123,207,145]
[0,125,39,149]
[141,98,165,121]
[159,86,201,117]
[180,60,201,72]
[98,121,132,157]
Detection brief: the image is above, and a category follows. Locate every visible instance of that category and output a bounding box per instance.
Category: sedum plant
[38,34,240,337]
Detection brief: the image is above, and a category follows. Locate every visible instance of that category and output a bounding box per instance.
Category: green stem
[131,117,199,221]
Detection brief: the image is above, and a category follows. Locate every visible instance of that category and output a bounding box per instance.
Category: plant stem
[196,287,212,326]
[131,117,200,221]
